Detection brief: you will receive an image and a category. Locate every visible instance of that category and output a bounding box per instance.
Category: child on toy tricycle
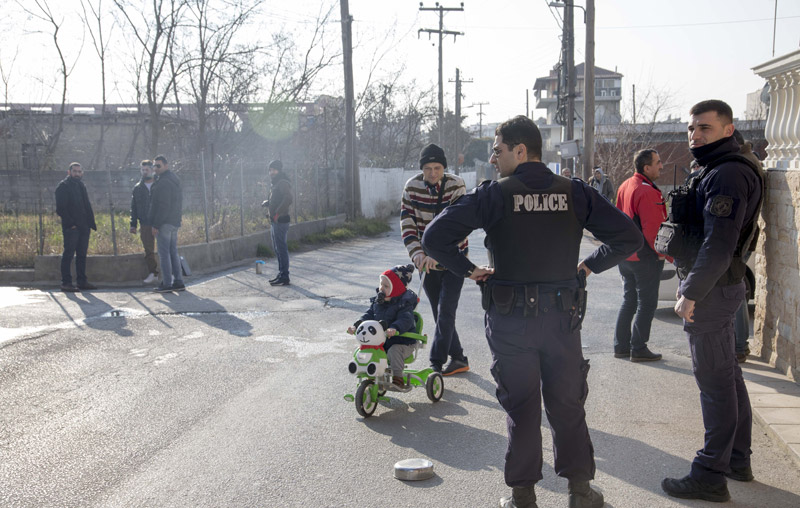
[347,264,417,388]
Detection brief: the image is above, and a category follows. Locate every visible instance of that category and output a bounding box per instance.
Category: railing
[753,49,800,170]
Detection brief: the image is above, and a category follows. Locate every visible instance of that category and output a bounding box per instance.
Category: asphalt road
[1,225,799,508]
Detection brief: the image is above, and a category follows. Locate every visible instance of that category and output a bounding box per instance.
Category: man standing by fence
[148,155,185,293]
[55,162,97,292]
[130,160,158,285]
[265,160,292,286]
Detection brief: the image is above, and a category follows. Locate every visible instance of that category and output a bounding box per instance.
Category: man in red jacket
[613,149,672,361]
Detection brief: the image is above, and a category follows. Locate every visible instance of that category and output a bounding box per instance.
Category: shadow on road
[156,291,254,337]
[60,291,133,337]
[362,399,506,474]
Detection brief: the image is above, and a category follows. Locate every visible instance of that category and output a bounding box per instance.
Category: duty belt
[479,276,587,331]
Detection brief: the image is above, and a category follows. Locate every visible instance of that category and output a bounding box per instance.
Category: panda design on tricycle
[344,314,444,417]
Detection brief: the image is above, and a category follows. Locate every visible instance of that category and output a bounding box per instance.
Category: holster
[491,285,516,316]
[570,271,588,331]
[479,281,490,311]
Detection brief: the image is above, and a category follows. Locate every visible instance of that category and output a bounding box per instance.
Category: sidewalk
[742,358,800,468]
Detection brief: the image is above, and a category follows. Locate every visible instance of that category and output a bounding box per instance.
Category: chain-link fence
[0,156,346,268]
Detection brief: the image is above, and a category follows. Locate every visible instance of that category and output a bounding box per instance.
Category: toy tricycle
[344,312,444,417]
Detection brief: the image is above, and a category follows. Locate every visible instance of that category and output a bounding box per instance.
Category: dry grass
[0,208,270,268]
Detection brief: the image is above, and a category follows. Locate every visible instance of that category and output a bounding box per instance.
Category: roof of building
[534,63,623,89]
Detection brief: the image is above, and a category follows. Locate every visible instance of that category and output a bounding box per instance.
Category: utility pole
[340,0,358,219]
[470,101,489,138]
[582,0,595,181]
[449,67,472,174]
[565,0,575,175]
[419,2,464,145]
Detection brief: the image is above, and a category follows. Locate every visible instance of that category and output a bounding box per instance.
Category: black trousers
[486,297,595,487]
[61,226,91,286]
[681,281,752,485]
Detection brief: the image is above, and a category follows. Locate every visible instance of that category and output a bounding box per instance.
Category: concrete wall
[31,214,346,286]
[359,168,477,219]
[753,170,799,382]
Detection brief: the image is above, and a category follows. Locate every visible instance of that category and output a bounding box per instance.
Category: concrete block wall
[753,169,800,382]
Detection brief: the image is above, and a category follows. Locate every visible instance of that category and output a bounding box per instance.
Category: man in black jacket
[130,159,158,284]
[264,160,292,286]
[147,155,185,293]
[662,100,762,503]
[55,162,97,292]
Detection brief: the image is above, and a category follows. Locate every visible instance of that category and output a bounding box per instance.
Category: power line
[598,14,800,30]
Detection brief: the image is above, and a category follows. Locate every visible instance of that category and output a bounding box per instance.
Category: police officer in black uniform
[422,116,642,508]
[660,100,763,503]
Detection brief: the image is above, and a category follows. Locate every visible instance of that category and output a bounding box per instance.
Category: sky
[2,0,800,128]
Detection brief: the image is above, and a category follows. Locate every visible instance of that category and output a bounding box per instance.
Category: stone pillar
[752,49,800,382]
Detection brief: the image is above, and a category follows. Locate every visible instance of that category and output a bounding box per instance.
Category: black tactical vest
[486,174,583,283]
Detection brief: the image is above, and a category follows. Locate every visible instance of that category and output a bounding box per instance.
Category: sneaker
[725,465,754,482]
[430,363,443,374]
[171,282,186,292]
[568,481,604,508]
[392,376,405,388]
[143,273,157,284]
[630,347,662,362]
[613,350,630,359]
[77,283,98,290]
[154,284,173,293]
[442,356,469,376]
[268,275,281,283]
[270,277,290,286]
[500,485,537,508]
[661,475,730,502]
[60,284,78,292]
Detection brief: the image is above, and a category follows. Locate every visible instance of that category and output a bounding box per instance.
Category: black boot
[661,475,730,502]
[568,480,604,508]
[499,485,537,508]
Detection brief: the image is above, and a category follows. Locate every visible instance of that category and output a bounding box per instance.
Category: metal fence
[0,156,346,268]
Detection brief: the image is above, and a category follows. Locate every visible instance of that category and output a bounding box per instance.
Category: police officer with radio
[659,100,763,502]
[422,116,642,508]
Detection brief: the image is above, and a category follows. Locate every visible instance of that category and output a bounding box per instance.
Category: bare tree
[114,0,188,155]
[17,0,83,169]
[0,45,19,170]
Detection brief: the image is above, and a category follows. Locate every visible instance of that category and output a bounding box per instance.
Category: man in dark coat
[130,159,158,284]
[148,155,184,293]
[55,162,97,292]
[264,160,292,286]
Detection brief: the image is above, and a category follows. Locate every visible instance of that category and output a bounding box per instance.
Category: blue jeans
[156,224,182,287]
[424,269,465,366]
[61,226,91,286]
[271,221,290,279]
[614,257,664,352]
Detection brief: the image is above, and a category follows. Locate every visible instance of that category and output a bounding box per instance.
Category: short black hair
[154,155,168,165]
[633,149,658,173]
[495,115,542,160]
[689,100,733,125]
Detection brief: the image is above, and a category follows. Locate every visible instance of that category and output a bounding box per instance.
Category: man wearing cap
[264,160,293,286]
[400,143,470,375]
